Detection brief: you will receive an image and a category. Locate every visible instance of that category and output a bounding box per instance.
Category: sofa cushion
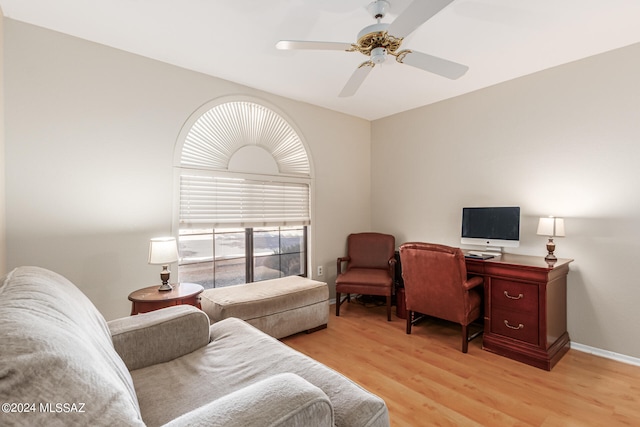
[132,317,389,427]
[162,373,334,427]
[200,276,328,321]
[0,267,144,426]
[200,276,329,338]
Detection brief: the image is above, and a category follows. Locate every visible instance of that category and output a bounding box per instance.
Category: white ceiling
[2,0,640,120]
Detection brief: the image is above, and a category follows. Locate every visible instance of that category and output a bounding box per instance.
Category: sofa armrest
[161,373,333,427]
[108,305,210,371]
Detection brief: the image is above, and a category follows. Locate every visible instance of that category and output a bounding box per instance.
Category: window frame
[172,97,314,287]
[177,225,308,289]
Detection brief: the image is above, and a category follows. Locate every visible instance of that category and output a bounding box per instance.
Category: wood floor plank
[281,301,640,426]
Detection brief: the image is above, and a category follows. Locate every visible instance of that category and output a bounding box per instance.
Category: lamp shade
[148,237,179,265]
[536,217,565,237]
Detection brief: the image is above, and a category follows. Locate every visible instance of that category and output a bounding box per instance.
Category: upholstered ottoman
[200,276,329,339]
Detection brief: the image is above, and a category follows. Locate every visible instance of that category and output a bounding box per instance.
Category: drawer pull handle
[504,291,524,300]
[504,320,524,330]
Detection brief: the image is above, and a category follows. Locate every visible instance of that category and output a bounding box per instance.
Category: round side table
[128,282,204,315]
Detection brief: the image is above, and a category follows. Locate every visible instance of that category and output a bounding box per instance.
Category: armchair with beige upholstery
[336,232,396,321]
[399,242,483,353]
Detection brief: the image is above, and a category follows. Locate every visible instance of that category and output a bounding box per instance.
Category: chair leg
[461,324,469,353]
[406,311,412,334]
[463,323,483,353]
[386,295,392,321]
[335,292,341,317]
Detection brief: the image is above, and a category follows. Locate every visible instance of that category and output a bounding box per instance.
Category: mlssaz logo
[39,402,86,413]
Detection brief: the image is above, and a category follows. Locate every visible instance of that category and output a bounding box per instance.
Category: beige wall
[4,20,371,320]
[5,16,640,359]
[0,8,6,275]
[371,43,640,358]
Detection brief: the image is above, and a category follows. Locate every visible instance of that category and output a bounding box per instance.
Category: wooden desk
[465,253,573,370]
[128,282,204,315]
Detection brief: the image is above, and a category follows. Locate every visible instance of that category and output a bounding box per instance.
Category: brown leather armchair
[336,233,396,321]
[399,242,483,353]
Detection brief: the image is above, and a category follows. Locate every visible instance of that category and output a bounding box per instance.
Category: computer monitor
[461,206,520,252]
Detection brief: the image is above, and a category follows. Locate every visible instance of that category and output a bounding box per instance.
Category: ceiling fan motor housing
[356,23,403,58]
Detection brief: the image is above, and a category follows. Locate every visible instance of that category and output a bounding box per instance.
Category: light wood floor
[281,300,640,426]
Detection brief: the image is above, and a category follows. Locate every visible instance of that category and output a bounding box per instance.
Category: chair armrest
[388,256,397,274]
[336,256,350,275]
[108,305,210,371]
[463,275,483,291]
[162,373,334,427]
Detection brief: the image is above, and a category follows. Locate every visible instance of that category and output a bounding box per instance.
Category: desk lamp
[148,237,179,291]
[536,217,565,261]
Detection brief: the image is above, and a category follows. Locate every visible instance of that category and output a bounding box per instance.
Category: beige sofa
[0,266,390,427]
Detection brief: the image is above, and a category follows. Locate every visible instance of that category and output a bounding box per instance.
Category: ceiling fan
[276,0,469,97]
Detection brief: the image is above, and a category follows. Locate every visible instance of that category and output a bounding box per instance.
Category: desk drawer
[491,307,539,345]
[491,279,538,313]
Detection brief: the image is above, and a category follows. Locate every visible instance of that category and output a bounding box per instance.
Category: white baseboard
[570,342,640,367]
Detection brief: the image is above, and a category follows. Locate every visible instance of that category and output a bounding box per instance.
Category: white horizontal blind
[180,174,310,228]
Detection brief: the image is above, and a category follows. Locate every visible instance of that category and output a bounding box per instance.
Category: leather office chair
[336,233,396,321]
[399,242,483,353]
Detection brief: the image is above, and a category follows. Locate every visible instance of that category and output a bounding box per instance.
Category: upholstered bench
[200,276,329,339]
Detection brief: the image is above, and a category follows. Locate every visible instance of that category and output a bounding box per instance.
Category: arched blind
[177,101,311,228]
[181,101,310,175]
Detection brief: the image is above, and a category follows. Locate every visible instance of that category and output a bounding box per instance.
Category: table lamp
[536,217,565,261]
[148,237,179,291]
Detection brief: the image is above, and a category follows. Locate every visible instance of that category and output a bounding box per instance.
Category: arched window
[174,99,312,288]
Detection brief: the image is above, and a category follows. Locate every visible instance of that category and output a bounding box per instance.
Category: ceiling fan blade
[338,62,375,97]
[397,50,468,79]
[276,40,353,51]
[387,0,454,38]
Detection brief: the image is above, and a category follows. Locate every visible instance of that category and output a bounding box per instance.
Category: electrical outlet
[317,265,323,276]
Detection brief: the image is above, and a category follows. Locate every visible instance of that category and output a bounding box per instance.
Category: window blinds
[180,174,310,228]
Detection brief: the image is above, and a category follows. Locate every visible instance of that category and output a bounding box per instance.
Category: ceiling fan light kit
[277,0,468,97]
[370,47,387,64]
